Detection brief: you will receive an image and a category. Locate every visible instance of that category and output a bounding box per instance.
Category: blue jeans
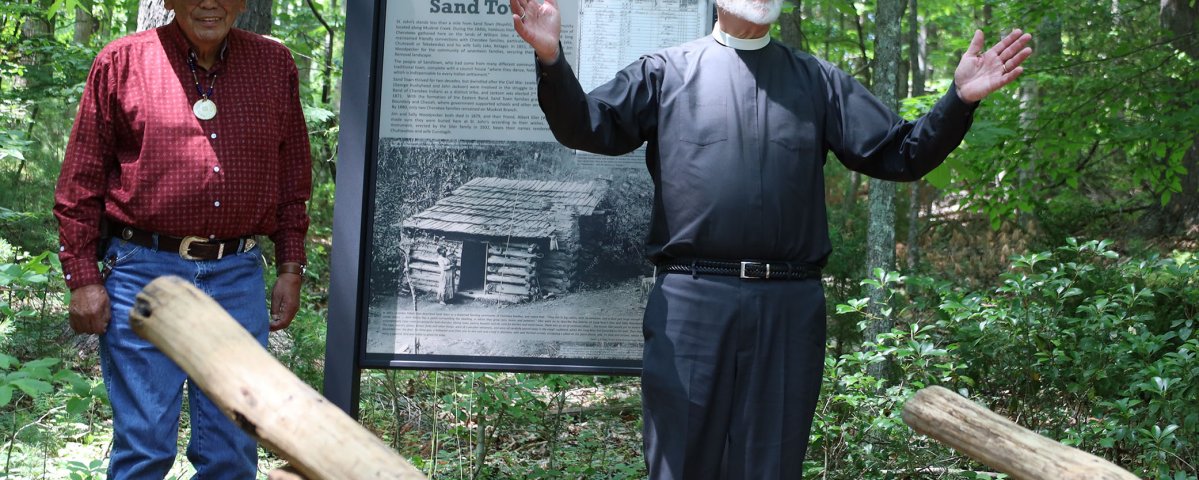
[100,238,268,479]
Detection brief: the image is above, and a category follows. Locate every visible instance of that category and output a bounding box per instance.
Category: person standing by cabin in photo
[436,246,457,304]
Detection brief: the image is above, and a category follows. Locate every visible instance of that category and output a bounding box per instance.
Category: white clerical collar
[711,23,770,50]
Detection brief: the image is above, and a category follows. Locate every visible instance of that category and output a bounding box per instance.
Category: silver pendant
[193,98,217,120]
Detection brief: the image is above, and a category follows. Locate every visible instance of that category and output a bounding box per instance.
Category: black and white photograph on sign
[365,0,711,365]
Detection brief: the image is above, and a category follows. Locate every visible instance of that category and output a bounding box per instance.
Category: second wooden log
[902,385,1137,480]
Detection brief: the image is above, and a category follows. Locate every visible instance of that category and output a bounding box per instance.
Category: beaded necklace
[187,51,218,120]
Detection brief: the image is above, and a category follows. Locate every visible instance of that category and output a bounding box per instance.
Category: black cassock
[535,32,977,479]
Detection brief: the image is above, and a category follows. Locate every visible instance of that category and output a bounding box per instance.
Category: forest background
[0,0,1196,478]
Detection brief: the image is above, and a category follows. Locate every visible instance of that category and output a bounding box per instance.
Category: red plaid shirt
[54,21,311,290]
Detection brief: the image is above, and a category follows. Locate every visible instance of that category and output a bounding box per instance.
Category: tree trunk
[1016,15,1059,229]
[779,0,805,51]
[234,0,273,35]
[137,0,172,31]
[864,0,903,358]
[17,0,52,90]
[903,0,925,272]
[908,0,925,97]
[906,182,920,270]
[73,6,98,45]
[844,171,861,207]
[1161,0,1199,58]
[1160,0,1199,231]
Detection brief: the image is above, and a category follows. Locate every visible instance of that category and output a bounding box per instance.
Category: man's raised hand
[954,29,1034,103]
[511,0,562,63]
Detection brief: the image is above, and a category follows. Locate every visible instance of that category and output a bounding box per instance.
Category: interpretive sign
[326,0,712,412]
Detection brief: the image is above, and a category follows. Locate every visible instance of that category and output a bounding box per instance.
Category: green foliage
[0,238,107,478]
[823,239,1199,478]
[943,239,1198,477]
[940,3,1199,232]
[359,371,644,479]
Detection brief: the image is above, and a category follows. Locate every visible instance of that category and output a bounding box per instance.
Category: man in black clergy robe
[509,0,1032,478]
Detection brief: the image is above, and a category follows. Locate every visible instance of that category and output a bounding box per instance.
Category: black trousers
[641,273,827,480]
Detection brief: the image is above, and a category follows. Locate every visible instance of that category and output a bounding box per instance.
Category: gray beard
[716,0,784,25]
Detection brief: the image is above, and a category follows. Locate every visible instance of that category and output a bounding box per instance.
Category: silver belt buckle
[178,236,221,260]
[740,261,769,279]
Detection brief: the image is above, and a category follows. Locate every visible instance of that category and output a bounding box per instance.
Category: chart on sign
[577,0,707,92]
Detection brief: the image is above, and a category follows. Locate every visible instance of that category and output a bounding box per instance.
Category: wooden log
[407,262,445,275]
[902,386,1137,480]
[485,273,531,286]
[487,265,534,277]
[130,276,426,480]
[268,465,306,480]
[488,282,534,296]
[487,246,541,259]
[488,256,537,269]
[464,290,528,303]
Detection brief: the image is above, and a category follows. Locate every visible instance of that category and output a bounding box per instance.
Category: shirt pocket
[677,101,728,146]
[767,105,819,155]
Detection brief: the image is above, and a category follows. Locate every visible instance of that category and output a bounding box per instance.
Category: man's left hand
[955,29,1034,103]
[270,273,302,331]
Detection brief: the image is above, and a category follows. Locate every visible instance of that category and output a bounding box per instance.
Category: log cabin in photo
[399,177,610,303]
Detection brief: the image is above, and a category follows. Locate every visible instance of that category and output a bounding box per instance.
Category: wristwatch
[278,263,306,276]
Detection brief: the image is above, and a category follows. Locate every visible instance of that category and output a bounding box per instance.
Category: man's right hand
[69,284,111,334]
[510,0,561,63]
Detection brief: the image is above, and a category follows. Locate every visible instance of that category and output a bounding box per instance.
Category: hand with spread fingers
[510,0,561,62]
[955,29,1034,103]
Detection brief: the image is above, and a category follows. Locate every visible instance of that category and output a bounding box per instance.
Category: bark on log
[902,386,1137,480]
[130,276,426,480]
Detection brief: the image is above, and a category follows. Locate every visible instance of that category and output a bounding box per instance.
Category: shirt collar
[165,20,231,69]
[711,23,770,51]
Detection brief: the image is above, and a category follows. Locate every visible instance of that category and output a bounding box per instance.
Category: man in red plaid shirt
[53,0,311,476]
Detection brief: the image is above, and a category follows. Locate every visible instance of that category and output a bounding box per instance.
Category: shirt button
[210,133,217,139]
[65,274,72,280]
[214,201,221,207]
[209,234,216,239]
[59,245,65,252]
[213,166,220,172]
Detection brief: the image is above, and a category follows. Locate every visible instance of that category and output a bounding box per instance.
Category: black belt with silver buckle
[109,222,256,261]
[657,258,821,280]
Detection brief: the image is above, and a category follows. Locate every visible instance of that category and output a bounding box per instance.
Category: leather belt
[109,222,256,261]
[657,258,821,280]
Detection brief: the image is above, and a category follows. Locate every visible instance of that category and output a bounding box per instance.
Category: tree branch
[1033,31,1198,74]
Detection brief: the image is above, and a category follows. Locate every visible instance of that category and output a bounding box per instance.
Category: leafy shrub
[819,239,1198,478]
